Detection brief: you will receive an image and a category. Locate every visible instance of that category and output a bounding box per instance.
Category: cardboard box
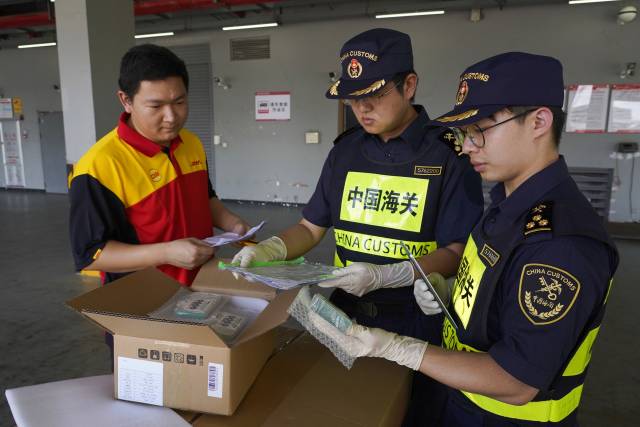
[193,334,412,427]
[67,261,298,415]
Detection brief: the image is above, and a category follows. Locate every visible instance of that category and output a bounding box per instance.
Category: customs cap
[326,28,413,99]
[430,52,564,127]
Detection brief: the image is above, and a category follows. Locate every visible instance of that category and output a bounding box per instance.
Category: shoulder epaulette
[524,201,553,236]
[333,125,363,145]
[437,128,463,156]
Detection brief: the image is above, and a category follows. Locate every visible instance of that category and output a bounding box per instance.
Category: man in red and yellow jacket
[69,44,248,287]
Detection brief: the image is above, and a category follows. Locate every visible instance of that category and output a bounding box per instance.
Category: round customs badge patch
[455,80,469,105]
[518,263,580,325]
[348,58,363,79]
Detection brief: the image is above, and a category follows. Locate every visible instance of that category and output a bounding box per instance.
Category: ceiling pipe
[0,11,53,29]
[0,0,279,30]
[135,0,276,16]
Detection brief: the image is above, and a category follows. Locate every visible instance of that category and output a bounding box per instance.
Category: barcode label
[207,362,224,398]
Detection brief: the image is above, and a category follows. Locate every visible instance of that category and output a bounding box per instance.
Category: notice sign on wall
[0,121,26,187]
[608,84,640,134]
[255,91,290,121]
[565,84,610,133]
[0,98,13,119]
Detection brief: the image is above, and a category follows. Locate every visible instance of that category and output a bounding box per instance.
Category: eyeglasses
[341,80,403,107]
[449,109,537,149]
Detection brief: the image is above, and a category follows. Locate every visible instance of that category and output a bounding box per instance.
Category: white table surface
[5,374,191,427]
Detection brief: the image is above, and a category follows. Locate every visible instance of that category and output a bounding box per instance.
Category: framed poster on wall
[608,84,640,133]
[565,84,610,133]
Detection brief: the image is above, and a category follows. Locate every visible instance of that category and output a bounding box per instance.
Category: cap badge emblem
[348,58,363,79]
[329,80,340,96]
[456,80,469,105]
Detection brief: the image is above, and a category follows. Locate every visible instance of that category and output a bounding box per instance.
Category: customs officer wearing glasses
[310,52,619,426]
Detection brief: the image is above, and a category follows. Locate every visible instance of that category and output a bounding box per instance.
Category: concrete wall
[1,2,639,220]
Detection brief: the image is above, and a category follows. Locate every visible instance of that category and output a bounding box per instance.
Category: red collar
[117,112,182,157]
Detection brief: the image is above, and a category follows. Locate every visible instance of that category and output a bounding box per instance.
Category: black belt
[352,301,407,318]
[331,289,409,319]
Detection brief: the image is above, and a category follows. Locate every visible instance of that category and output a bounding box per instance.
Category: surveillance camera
[617,6,637,25]
[213,76,231,90]
[620,62,636,79]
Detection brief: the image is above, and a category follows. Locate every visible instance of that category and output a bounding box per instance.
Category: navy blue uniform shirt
[482,157,613,390]
[303,105,483,248]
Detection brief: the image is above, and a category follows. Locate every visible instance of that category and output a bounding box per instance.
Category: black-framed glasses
[449,109,537,148]
[341,80,403,107]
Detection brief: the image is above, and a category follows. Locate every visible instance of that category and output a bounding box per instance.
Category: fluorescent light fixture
[222,22,278,31]
[18,42,57,49]
[568,0,621,4]
[135,31,175,39]
[375,10,445,19]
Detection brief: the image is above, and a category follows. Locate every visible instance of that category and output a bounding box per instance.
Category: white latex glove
[231,236,287,267]
[318,261,414,297]
[414,272,451,316]
[309,311,428,370]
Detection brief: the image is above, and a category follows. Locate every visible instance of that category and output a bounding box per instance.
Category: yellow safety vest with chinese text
[443,200,618,424]
[329,135,450,267]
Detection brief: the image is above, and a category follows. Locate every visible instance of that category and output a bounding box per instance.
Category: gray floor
[0,190,638,426]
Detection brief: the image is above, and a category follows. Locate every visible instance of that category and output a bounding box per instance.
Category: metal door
[169,44,215,182]
[39,111,68,194]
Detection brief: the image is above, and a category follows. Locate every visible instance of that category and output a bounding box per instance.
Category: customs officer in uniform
[233,28,484,425]
[233,28,482,341]
[310,52,619,426]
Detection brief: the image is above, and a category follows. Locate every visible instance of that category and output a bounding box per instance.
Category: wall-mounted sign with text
[565,84,610,134]
[255,91,290,121]
[0,97,22,120]
[608,84,640,134]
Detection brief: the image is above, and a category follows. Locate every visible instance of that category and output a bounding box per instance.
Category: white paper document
[202,220,265,247]
[117,357,164,406]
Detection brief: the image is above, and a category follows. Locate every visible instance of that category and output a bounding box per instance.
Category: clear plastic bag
[222,262,336,290]
[287,286,356,369]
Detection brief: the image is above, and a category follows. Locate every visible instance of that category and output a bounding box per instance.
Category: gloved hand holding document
[202,220,266,247]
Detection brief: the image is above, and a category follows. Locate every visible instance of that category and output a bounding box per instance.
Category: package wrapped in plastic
[287,286,356,369]
[174,292,225,319]
[148,288,268,345]
[309,293,353,333]
[220,259,337,290]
